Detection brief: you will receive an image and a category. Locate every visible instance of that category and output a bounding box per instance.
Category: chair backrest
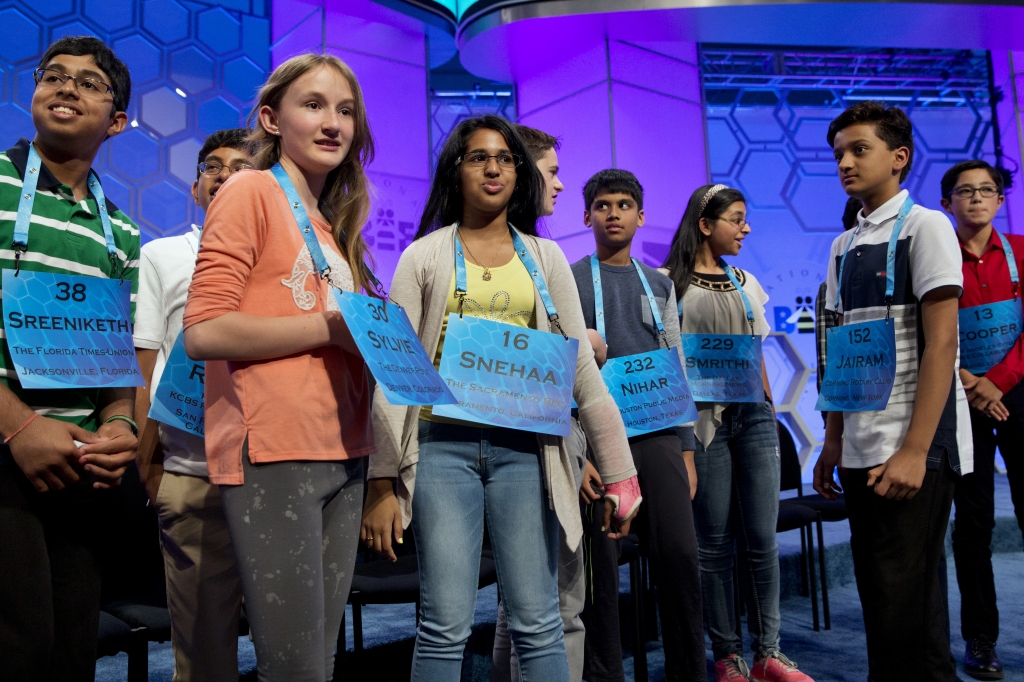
[777,419,803,495]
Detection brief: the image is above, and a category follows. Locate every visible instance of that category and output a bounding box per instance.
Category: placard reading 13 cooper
[335,291,456,406]
[2,270,143,389]
[432,314,579,436]
[149,331,205,436]
[601,348,698,437]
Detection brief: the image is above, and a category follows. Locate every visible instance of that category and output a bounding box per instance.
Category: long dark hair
[662,184,747,300]
[416,116,544,239]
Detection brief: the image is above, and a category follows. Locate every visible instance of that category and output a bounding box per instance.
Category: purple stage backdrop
[3,0,1024,476]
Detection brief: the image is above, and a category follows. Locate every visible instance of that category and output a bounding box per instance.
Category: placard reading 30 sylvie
[682,333,764,403]
[958,299,1023,374]
[335,291,455,406]
[601,348,698,437]
[149,331,205,435]
[432,314,579,436]
[2,270,143,389]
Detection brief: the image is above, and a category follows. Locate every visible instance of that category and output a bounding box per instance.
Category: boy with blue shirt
[814,101,971,682]
[570,169,704,682]
[0,36,140,682]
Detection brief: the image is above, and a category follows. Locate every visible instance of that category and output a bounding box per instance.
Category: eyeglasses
[34,68,114,99]
[457,152,522,170]
[198,161,254,176]
[718,217,749,228]
[950,185,1000,200]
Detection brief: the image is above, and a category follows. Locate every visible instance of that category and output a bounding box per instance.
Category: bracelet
[104,414,139,437]
[4,413,40,445]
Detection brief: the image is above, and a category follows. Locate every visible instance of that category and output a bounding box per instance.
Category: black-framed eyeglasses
[34,68,114,99]
[199,161,254,176]
[950,185,1000,200]
[457,152,522,170]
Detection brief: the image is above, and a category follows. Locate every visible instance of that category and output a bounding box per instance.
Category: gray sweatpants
[491,418,587,682]
[220,452,364,682]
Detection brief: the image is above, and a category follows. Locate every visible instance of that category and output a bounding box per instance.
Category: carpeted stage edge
[96,478,1022,682]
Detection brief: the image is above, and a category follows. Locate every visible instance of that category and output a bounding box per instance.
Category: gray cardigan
[368,224,637,551]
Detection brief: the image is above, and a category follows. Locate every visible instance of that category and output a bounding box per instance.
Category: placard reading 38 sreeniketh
[432,314,579,436]
[2,270,143,389]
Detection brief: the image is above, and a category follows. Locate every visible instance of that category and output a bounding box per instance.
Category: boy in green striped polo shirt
[0,37,140,682]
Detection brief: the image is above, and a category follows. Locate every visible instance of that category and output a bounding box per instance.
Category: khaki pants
[155,471,243,682]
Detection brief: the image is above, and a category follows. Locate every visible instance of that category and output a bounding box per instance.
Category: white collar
[858,189,910,228]
[188,223,202,255]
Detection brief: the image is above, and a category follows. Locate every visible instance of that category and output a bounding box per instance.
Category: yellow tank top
[419,257,537,422]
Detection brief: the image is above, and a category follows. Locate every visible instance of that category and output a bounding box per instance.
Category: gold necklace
[459,227,509,281]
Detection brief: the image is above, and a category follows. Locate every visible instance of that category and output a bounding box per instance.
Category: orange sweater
[183,170,375,485]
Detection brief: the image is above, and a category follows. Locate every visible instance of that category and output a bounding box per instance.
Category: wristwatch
[104,414,139,437]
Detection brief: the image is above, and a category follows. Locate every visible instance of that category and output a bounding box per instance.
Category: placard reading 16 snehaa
[2,270,143,389]
[432,314,578,436]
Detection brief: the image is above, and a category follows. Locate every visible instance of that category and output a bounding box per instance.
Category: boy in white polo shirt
[133,129,253,681]
[813,102,971,682]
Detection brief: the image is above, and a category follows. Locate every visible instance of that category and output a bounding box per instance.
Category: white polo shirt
[824,190,973,474]
[133,224,206,477]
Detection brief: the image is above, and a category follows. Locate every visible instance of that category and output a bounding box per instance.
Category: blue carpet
[95,474,1023,682]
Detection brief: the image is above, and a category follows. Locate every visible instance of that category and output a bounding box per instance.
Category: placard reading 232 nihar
[2,270,143,389]
[335,291,455,406]
[432,314,579,436]
[602,349,698,437]
[149,331,205,436]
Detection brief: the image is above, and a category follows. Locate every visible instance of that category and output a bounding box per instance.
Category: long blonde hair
[247,53,376,293]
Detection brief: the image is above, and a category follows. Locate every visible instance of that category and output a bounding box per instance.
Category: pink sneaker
[750,651,814,682]
[714,654,751,681]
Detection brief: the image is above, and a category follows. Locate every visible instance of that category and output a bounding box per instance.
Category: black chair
[785,454,847,632]
[96,610,150,682]
[775,421,825,631]
[620,534,648,682]
[334,534,499,678]
[790,489,845,629]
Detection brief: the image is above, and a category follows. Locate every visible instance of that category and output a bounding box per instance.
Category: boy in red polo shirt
[942,159,1023,681]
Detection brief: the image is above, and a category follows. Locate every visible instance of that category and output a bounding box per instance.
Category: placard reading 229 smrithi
[682,333,764,403]
[2,270,143,389]
[432,314,579,436]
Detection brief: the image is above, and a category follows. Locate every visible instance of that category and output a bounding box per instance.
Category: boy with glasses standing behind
[941,160,1023,681]
[133,129,253,681]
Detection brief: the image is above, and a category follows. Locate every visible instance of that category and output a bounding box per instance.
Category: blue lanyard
[834,196,914,318]
[270,163,386,297]
[722,262,756,336]
[589,254,667,347]
[271,163,331,279]
[454,224,566,338]
[13,144,119,277]
[995,230,1019,297]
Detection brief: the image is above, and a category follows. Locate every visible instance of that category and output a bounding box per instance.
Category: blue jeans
[692,402,781,660]
[411,421,569,682]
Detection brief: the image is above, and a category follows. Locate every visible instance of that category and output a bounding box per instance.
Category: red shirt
[959,229,1024,393]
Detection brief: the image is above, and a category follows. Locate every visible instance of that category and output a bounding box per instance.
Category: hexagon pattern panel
[0,0,270,243]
